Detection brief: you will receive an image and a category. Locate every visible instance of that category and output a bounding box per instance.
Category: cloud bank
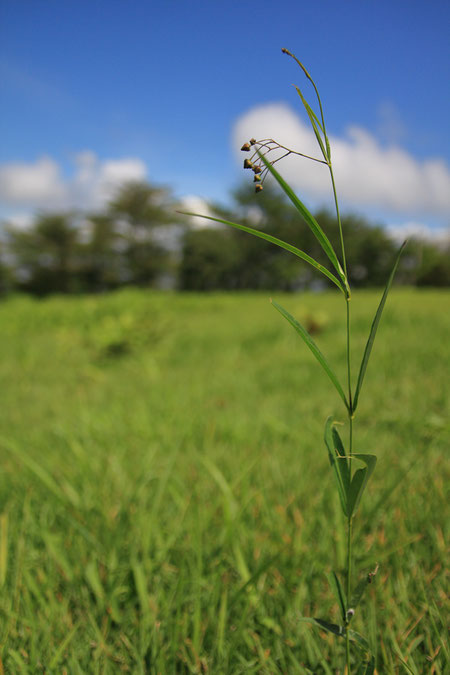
[0,152,147,215]
[233,103,450,220]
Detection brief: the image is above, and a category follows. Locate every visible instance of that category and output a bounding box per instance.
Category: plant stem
[346,299,352,415]
[329,164,347,279]
[346,514,353,673]
[346,300,353,674]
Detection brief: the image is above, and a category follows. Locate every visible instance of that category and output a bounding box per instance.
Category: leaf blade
[272,302,349,410]
[178,211,345,292]
[257,152,349,295]
[324,417,349,515]
[299,617,345,638]
[353,241,407,411]
[295,87,328,161]
[332,425,351,492]
[329,571,347,623]
[347,454,377,518]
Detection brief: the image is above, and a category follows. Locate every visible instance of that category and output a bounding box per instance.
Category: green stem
[346,417,354,674]
[346,514,353,673]
[329,164,347,280]
[346,299,352,415]
[329,148,353,673]
[346,302,353,674]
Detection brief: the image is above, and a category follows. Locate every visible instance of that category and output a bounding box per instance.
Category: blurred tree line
[0,180,448,296]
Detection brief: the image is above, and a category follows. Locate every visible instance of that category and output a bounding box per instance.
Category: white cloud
[233,103,450,220]
[179,195,218,229]
[387,221,450,247]
[3,212,35,230]
[0,152,148,215]
[0,157,66,208]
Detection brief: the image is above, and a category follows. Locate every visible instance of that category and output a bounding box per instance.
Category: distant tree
[78,214,122,291]
[231,183,314,289]
[179,183,449,291]
[108,181,177,286]
[179,227,241,291]
[312,210,398,287]
[409,239,450,286]
[6,213,80,295]
[0,241,13,295]
[179,183,309,291]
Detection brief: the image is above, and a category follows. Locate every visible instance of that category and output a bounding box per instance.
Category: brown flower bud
[241,143,251,152]
[252,165,262,174]
[253,174,261,182]
[250,138,256,146]
[243,159,253,169]
[255,184,263,193]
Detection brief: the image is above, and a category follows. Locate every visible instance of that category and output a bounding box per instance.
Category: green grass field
[0,288,448,673]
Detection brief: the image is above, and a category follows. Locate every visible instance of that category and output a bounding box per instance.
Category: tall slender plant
[181,48,405,674]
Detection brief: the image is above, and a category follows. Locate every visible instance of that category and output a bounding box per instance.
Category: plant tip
[241,143,251,152]
[243,159,254,169]
[255,184,263,193]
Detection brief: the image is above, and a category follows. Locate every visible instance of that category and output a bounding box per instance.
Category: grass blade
[329,571,347,623]
[332,424,351,492]
[356,655,376,674]
[257,152,349,295]
[300,617,345,637]
[178,211,345,292]
[353,241,407,411]
[295,87,329,161]
[272,301,349,410]
[324,417,350,515]
[347,454,377,518]
[348,629,371,653]
[0,513,8,588]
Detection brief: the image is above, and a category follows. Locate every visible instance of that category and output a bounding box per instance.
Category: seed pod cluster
[241,139,264,192]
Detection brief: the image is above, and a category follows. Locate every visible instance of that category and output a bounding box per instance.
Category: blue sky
[0,0,449,237]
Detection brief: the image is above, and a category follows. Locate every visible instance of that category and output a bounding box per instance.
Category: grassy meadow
[0,288,448,673]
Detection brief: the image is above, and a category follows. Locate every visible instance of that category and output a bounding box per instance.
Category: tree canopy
[1,180,448,296]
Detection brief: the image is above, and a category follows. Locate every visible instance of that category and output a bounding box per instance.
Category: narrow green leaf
[131,558,151,623]
[332,425,350,492]
[85,559,105,609]
[257,153,349,295]
[272,302,349,410]
[325,133,331,162]
[348,629,371,652]
[329,571,346,623]
[356,656,376,674]
[324,418,349,515]
[295,87,325,133]
[299,617,345,637]
[49,622,80,670]
[178,211,344,292]
[392,646,416,675]
[353,241,407,411]
[295,87,328,161]
[347,454,377,518]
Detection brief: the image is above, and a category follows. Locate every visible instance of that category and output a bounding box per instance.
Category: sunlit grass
[0,288,448,672]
